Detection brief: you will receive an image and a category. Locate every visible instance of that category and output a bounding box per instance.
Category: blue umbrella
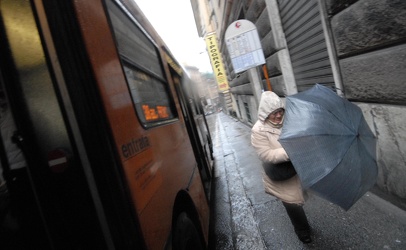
[279,84,377,210]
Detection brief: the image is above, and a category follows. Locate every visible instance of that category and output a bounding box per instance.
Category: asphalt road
[207,112,406,250]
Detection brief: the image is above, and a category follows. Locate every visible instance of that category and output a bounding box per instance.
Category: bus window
[123,64,177,126]
[107,1,177,128]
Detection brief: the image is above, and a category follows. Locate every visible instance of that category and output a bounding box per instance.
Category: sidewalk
[208,112,406,250]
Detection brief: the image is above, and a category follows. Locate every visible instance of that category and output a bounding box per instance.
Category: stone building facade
[325,0,406,208]
[191,0,406,208]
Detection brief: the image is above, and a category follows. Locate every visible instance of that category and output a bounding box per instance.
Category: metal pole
[248,68,263,107]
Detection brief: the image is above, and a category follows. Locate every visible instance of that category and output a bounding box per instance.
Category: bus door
[0,1,110,249]
[0,1,143,249]
[0,72,51,250]
[168,68,212,197]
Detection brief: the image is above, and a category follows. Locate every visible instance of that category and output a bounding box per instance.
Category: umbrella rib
[280,133,356,140]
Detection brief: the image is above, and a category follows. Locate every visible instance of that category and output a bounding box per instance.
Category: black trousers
[282,202,310,233]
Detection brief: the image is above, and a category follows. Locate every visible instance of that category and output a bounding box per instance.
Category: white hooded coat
[251,91,305,204]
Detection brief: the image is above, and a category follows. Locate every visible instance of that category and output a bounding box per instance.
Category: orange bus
[0,0,213,249]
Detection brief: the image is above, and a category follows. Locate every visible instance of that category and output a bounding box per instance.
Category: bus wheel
[173,212,204,250]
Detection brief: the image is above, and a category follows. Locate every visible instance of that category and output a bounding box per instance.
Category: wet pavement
[207,112,406,250]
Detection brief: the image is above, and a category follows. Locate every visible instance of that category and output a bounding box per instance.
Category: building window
[244,102,251,123]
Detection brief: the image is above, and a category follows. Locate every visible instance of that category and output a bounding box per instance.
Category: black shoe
[296,230,312,244]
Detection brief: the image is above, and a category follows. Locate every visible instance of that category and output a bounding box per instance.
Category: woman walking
[251,91,312,244]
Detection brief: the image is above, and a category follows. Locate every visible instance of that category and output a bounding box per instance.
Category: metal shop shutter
[278,0,334,92]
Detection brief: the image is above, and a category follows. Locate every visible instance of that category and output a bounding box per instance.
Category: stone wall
[327,0,406,206]
[329,0,406,104]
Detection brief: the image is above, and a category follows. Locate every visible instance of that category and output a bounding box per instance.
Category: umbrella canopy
[279,84,377,210]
